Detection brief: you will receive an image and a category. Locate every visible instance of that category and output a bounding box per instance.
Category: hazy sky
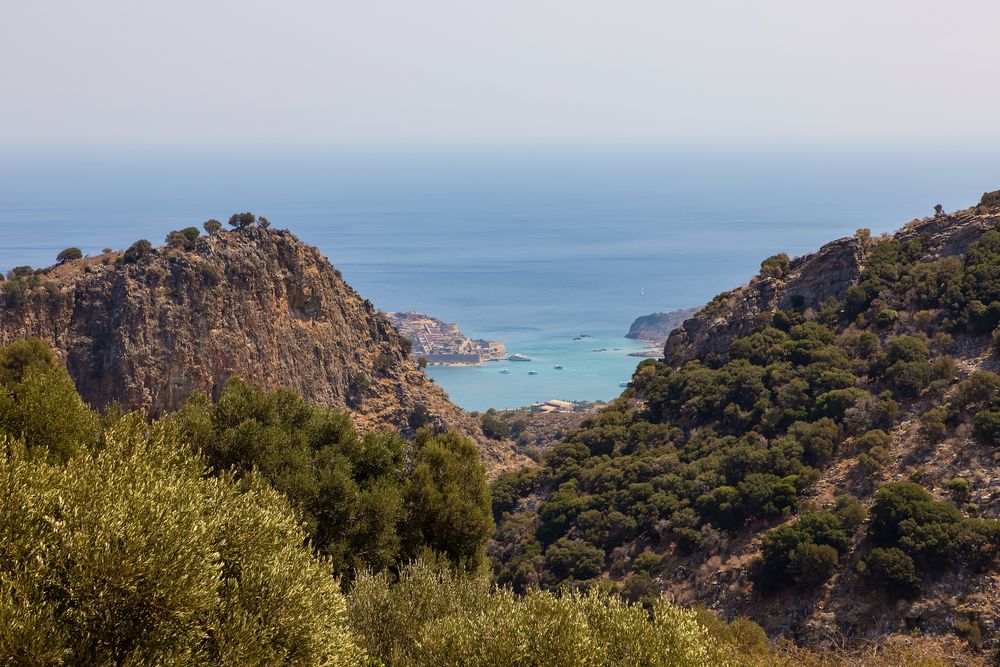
[3,0,999,148]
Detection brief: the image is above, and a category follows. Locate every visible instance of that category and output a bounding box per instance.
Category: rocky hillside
[490,193,1000,655]
[665,208,994,363]
[0,224,527,475]
[625,308,698,345]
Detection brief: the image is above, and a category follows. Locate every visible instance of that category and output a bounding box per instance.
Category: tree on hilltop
[228,212,256,229]
[165,231,187,248]
[123,239,153,264]
[203,219,222,235]
[181,226,200,243]
[56,247,83,264]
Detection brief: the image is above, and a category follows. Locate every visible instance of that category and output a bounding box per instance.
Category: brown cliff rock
[0,226,528,476]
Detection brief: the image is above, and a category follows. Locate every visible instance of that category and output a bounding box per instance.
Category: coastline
[627,345,662,358]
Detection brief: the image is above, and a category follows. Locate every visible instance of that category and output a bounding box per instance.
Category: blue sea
[2,146,999,410]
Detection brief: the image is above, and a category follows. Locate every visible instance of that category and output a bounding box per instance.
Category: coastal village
[385,311,506,365]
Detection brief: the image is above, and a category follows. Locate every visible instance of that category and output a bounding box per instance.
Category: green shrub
[953,371,1000,412]
[374,352,394,373]
[0,418,362,665]
[875,309,899,329]
[860,547,920,596]
[403,429,494,569]
[973,410,1000,445]
[172,379,492,576]
[760,253,790,279]
[348,559,737,667]
[544,538,606,581]
[123,239,152,264]
[481,408,511,440]
[203,219,223,235]
[0,340,99,462]
[833,494,867,532]
[919,406,948,442]
[867,481,1000,571]
[8,266,34,280]
[353,371,371,393]
[632,549,664,573]
[886,335,930,364]
[948,477,972,502]
[752,511,848,593]
[165,230,188,248]
[0,337,55,387]
[789,542,839,586]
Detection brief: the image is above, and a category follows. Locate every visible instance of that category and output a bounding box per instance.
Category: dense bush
[348,559,739,667]
[0,414,361,665]
[481,408,511,440]
[203,218,223,235]
[493,224,1000,594]
[56,247,82,263]
[8,266,34,280]
[973,410,1000,444]
[166,227,201,249]
[172,379,493,576]
[860,547,920,596]
[751,511,849,593]
[868,482,1000,572]
[123,239,152,263]
[0,338,100,461]
[760,253,790,279]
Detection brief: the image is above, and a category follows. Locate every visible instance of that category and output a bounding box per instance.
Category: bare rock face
[664,208,995,364]
[625,307,698,345]
[0,227,528,476]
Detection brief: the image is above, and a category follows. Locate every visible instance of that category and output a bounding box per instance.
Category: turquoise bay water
[2,146,1000,410]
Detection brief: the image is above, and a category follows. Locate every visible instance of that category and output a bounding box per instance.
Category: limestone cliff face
[664,208,995,363]
[0,227,527,475]
[625,308,698,345]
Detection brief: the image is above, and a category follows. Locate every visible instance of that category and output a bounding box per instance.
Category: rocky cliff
[664,207,996,363]
[625,308,698,345]
[0,226,527,476]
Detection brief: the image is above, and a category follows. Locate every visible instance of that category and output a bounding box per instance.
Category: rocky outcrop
[664,207,996,364]
[0,227,528,476]
[625,308,698,345]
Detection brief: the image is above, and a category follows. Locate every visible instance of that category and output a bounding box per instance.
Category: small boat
[640,287,645,296]
[528,370,538,375]
[619,381,630,387]
[499,369,510,374]
[553,365,563,370]
[509,354,532,362]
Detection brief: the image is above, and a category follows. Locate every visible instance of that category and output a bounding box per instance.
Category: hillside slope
[0,225,527,475]
[665,208,993,363]
[490,195,1000,654]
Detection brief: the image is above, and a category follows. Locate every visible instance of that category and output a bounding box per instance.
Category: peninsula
[624,307,698,357]
[386,311,506,365]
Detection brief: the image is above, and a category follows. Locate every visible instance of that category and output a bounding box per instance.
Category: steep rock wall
[0,227,527,475]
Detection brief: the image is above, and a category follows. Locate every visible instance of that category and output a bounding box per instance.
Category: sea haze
[2,146,999,411]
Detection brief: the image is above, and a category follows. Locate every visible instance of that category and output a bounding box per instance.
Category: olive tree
[56,247,83,263]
